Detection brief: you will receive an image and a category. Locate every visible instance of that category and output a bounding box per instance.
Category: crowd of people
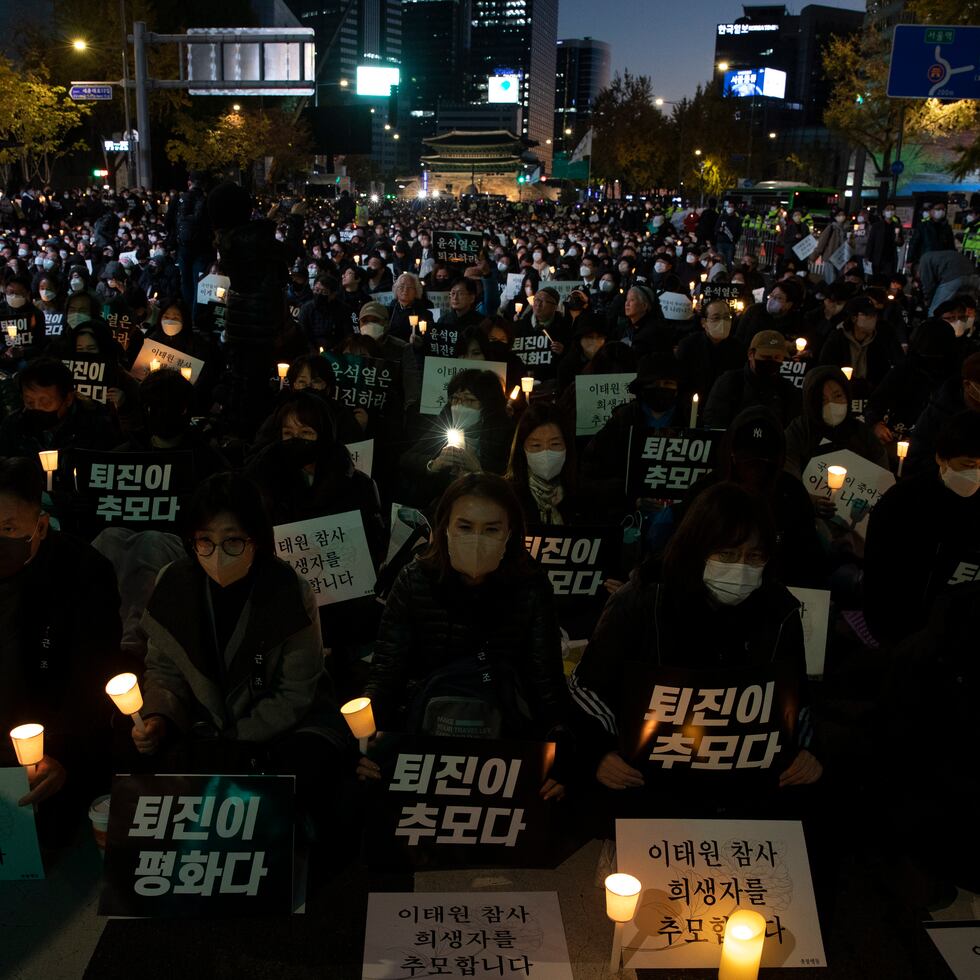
[1,179,977,910]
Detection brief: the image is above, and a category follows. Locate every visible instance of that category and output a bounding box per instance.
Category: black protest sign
[43,309,65,338]
[619,662,800,790]
[779,358,809,389]
[324,351,399,415]
[433,230,483,266]
[103,304,140,353]
[701,283,748,303]
[924,546,980,604]
[366,735,556,870]
[62,354,116,404]
[626,427,719,501]
[100,773,294,917]
[425,325,460,359]
[73,449,196,528]
[512,325,556,376]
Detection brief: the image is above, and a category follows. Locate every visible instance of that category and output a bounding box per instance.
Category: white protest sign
[196,273,230,306]
[752,287,765,304]
[575,372,636,437]
[788,587,831,677]
[862,258,873,276]
[659,291,693,321]
[363,891,573,979]
[802,449,895,540]
[118,249,138,268]
[547,280,583,303]
[420,356,508,416]
[616,818,826,970]
[923,922,980,979]
[792,235,819,261]
[0,768,45,880]
[371,291,394,307]
[431,307,443,323]
[339,229,356,242]
[502,272,525,302]
[426,291,452,314]
[273,510,376,606]
[132,340,206,384]
[827,241,853,271]
[346,439,374,478]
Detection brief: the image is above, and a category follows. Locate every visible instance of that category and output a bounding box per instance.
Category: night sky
[557,0,867,105]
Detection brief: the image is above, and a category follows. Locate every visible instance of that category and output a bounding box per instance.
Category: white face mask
[766,297,783,315]
[199,548,254,588]
[67,312,88,329]
[703,559,765,605]
[525,448,565,481]
[654,261,667,274]
[450,403,481,430]
[822,402,848,427]
[39,288,56,302]
[599,280,614,293]
[932,210,946,221]
[706,317,732,341]
[951,319,969,338]
[725,207,735,215]
[533,252,543,261]
[941,465,980,498]
[883,210,894,219]
[579,265,592,278]
[5,294,27,309]
[359,320,384,339]
[686,253,698,264]
[652,217,664,227]
[70,277,85,293]
[161,318,182,336]
[497,261,509,273]
[447,532,508,579]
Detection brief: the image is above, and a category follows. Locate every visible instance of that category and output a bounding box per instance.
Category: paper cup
[88,794,111,850]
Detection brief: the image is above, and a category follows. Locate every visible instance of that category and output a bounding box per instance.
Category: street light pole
[119,0,136,186]
[133,21,152,191]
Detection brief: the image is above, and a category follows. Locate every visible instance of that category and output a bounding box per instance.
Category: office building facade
[554,37,611,148]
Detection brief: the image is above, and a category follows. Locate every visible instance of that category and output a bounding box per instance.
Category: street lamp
[694,150,706,207]
[72,38,88,51]
[339,78,349,88]
[717,61,729,72]
[564,127,572,135]
[769,131,777,139]
[232,103,241,112]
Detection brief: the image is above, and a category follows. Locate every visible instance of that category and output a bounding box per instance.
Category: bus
[722,182,841,222]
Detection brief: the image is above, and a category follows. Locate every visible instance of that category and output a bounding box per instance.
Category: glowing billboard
[723,67,787,99]
[356,65,400,97]
[488,73,520,104]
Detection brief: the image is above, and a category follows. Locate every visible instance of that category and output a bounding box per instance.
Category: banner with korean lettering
[273,510,377,606]
[924,547,980,604]
[103,304,141,354]
[424,322,461,359]
[100,773,294,917]
[366,735,556,870]
[324,352,398,416]
[575,373,636,436]
[779,358,809,390]
[615,818,826,969]
[618,662,799,791]
[512,325,556,375]
[420,356,507,416]
[433,231,482,267]
[626,428,719,501]
[132,340,205,384]
[802,449,894,541]
[0,768,44,881]
[363,891,573,979]
[43,308,65,338]
[701,283,747,304]
[73,450,196,530]
[62,354,116,404]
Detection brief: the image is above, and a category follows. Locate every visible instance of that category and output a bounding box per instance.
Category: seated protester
[425,261,455,292]
[1,276,46,363]
[437,276,486,334]
[784,366,888,482]
[361,473,569,798]
[144,298,220,411]
[675,298,746,402]
[511,286,570,384]
[800,281,852,356]
[864,285,910,356]
[556,312,609,393]
[863,411,980,646]
[934,297,980,364]
[674,408,825,589]
[298,273,352,352]
[94,260,129,306]
[364,252,394,295]
[356,300,420,412]
[65,268,100,333]
[818,296,895,398]
[865,318,958,445]
[505,403,581,525]
[35,271,67,342]
[133,473,353,833]
[703,330,802,430]
[733,277,805,347]
[453,327,525,392]
[115,369,230,481]
[0,357,118,458]
[138,242,180,303]
[906,353,980,477]
[568,482,821,817]
[68,318,142,434]
[282,355,363,443]
[500,269,540,321]
[338,265,372,332]
[387,272,432,342]
[0,457,124,842]
[611,284,670,355]
[594,270,625,329]
[399,369,515,508]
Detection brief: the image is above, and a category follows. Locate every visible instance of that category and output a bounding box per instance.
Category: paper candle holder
[719,908,766,980]
[149,358,162,372]
[180,367,193,381]
[826,465,847,491]
[409,315,419,328]
[841,366,853,381]
[38,449,58,472]
[340,696,376,751]
[795,337,807,352]
[105,673,146,732]
[521,376,535,395]
[896,440,909,460]
[604,873,642,922]
[9,723,44,767]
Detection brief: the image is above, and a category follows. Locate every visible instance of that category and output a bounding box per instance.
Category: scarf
[528,472,565,525]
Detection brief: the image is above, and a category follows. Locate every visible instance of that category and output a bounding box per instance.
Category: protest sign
[118,249,139,268]
[792,234,819,261]
[426,291,452,316]
[779,358,809,389]
[339,228,356,242]
[346,438,374,477]
[63,354,115,404]
[363,891,573,980]
[615,817,826,969]
[425,323,461,358]
[659,291,693,321]
[626,428,719,501]
[274,510,377,606]
[100,773,294,917]
[103,305,140,353]
[502,272,525,302]
[0,768,44,881]
[324,352,398,415]
[802,449,895,540]
[788,587,831,677]
[0,311,33,350]
[386,502,431,566]
[512,326,557,373]
[575,373,636,437]
[196,273,230,306]
[433,230,482,266]
[923,921,980,979]
[752,286,765,303]
[546,280,583,304]
[366,736,556,870]
[827,241,853,271]
[43,309,65,338]
[420,356,507,416]
[132,340,205,383]
[701,283,747,303]
[370,290,395,307]
[74,450,196,529]
[925,547,980,603]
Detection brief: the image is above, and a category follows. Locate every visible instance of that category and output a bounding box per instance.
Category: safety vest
[963,221,980,256]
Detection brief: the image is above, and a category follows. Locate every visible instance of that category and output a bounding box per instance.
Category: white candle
[605,873,642,972]
[215,287,226,301]
[180,367,193,381]
[827,465,847,491]
[340,697,376,753]
[514,302,523,316]
[38,450,58,492]
[409,315,419,329]
[9,723,44,774]
[6,324,17,340]
[446,428,466,450]
[521,375,535,395]
[149,358,161,372]
[509,385,521,401]
[795,337,807,353]
[277,362,289,389]
[105,673,146,732]
[841,366,853,381]
[896,440,909,477]
[718,908,766,980]
[418,320,427,335]
[690,393,699,429]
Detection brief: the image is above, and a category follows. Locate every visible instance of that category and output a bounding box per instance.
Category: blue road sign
[69,84,114,101]
[887,26,980,100]
[891,160,905,176]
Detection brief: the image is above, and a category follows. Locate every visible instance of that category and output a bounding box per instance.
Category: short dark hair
[451,277,478,297]
[286,355,336,395]
[772,277,804,307]
[0,456,44,507]
[446,369,507,419]
[140,367,194,416]
[181,472,274,559]
[19,358,73,397]
[936,411,980,460]
[274,391,337,443]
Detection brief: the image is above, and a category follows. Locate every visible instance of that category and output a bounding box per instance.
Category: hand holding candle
[795,337,807,353]
[605,873,642,972]
[340,697,376,753]
[718,908,766,980]
[9,723,44,775]
[105,673,146,732]
[446,428,465,450]
[409,315,419,331]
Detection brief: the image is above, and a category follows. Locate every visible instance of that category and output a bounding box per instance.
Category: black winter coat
[703,364,802,429]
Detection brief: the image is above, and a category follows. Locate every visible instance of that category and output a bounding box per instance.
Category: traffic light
[92,169,109,178]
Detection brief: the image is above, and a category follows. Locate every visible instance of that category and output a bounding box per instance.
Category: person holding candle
[1,275,46,363]
[297,273,351,352]
[386,272,432,342]
[555,314,610,393]
[818,296,896,394]
[676,298,747,404]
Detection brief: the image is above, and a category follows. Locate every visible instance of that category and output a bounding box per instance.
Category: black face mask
[23,407,63,431]
[753,359,782,381]
[0,526,36,578]
[281,437,319,466]
[642,386,677,413]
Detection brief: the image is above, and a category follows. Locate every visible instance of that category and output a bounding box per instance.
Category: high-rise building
[401,0,471,113]
[554,37,611,149]
[468,0,558,170]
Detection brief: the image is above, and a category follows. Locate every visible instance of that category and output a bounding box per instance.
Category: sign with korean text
[827,241,853,271]
[802,449,895,541]
[0,768,44,881]
[426,291,453,316]
[615,818,826,969]
[923,921,980,979]
[420,356,507,416]
[575,373,636,436]
[363,891,573,979]
[196,273,230,306]
[626,428,719,501]
[779,358,809,389]
[788,587,831,677]
[425,323,461,359]
[100,773,294,917]
[792,235,819,261]
[370,290,394,307]
[512,325,556,374]
[367,736,555,870]
[701,284,747,303]
[346,438,374,478]
[659,291,693,321]
[43,309,65,338]
[925,548,980,605]
[1,312,34,351]
[324,352,398,416]
[132,340,205,384]
[62,354,115,404]
[273,510,377,606]
[887,25,980,100]
[74,450,195,529]
[433,231,482,267]
[502,273,525,302]
[103,305,140,353]
[546,281,583,304]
